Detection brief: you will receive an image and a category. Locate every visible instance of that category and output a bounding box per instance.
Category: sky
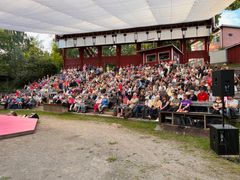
[26,9,240,53]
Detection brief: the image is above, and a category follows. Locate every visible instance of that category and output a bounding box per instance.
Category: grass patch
[106,155,117,163]
[0,177,11,180]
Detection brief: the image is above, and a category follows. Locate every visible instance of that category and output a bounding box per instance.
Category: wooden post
[98,46,102,67]
[205,37,210,64]
[79,47,84,70]
[116,44,121,67]
[204,115,207,129]
[62,49,67,69]
[181,39,187,64]
[171,113,174,125]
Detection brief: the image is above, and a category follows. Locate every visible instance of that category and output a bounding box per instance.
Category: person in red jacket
[197,87,209,101]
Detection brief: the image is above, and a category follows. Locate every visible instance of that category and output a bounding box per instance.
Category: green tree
[50,42,63,71]
[121,44,136,55]
[227,0,240,10]
[66,48,79,58]
[0,29,62,91]
[141,42,157,51]
[102,45,116,56]
[215,0,240,25]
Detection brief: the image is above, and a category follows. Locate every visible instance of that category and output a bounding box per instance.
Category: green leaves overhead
[0,29,63,91]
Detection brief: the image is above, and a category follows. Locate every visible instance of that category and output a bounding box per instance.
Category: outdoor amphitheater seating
[1,63,240,125]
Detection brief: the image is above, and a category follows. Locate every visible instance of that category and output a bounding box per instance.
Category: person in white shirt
[225,96,239,119]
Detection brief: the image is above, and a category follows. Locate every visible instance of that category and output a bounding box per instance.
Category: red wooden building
[227,43,240,64]
[0,0,235,69]
[59,20,212,69]
[139,45,183,65]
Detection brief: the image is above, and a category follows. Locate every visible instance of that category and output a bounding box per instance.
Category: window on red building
[159,51,170,61]
[146,54,156,63]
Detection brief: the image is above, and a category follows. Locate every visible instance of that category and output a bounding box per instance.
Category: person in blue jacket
[98,94,109,113]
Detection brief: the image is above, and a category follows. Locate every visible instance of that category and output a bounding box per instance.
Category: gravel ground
[0,116,239,180]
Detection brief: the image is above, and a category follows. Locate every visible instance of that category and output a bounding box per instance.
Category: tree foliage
[121,44,136,55]
[66,48,79,58]
[102,45,116,56]
[0,29,62,91]
[215,0,240,25]
[226,0,240,10]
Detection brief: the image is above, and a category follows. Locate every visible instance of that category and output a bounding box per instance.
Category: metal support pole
[221,96,225,127]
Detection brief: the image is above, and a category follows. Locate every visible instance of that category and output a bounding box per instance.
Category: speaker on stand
[210,70,239,156]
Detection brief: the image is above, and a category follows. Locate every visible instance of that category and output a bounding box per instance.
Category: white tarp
[0,0,235,34]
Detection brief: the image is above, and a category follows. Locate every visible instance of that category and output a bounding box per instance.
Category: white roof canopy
[0,0,235,35]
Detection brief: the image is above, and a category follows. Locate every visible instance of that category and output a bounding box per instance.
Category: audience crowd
[1,62,240,120]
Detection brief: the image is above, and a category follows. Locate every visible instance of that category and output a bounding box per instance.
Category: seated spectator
[225,96,239,119]
[98,94,109,113]
[197,87,209,102]
[177,89,184,101]
[168,93,179,112]
[16,96,23,109]
[68,95,75,111]
[119,95,130,117]
[148,95,161,119]
[108,93,118,109]
[177,94,192,112]
[133,90,146,117]
[160,95,170,111]
[188,90,197,101]
[128,92,139,110]
[197,87,209,112]
[93,95,102,113]
[74,96,87,113]
[212,96,222,114]
[27,96,37,109]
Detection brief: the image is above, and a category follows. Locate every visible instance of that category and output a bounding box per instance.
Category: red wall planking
[227,44,240,64]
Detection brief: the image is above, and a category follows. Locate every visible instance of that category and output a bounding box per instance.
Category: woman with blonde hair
[148,95,162,119]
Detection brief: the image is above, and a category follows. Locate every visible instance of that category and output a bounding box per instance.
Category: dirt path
[0,116,239,180]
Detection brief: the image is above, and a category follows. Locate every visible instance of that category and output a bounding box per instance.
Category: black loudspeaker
[210,124,239,155]
[212,70,234,97]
